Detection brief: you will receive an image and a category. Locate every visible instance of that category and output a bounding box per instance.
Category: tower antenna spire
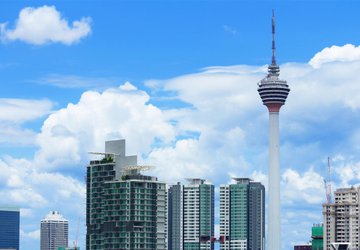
[272,9,276,65]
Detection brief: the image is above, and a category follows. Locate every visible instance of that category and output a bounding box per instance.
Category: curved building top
[258,11,290,112]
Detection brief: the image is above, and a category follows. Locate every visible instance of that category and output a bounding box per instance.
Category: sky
[1,0,360,249]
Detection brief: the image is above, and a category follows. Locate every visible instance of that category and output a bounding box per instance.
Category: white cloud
[21,229,40,240]
[0,98,53,146]
[282,168,325,204]
[1,5,91,45]
[37,74,119,89]
[0,98,53,122]
[333,161,360,187]
[309,44,360,68]
[0,125,36,146]
[34,83,176,169]
[147,139,213,184]
[223,25,238,35]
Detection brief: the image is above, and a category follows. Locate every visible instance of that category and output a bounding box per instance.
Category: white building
[40,211,68,250]
[323,186,360,250]
[168,179,214,250]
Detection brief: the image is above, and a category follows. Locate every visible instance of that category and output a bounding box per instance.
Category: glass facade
[220,179,265,250]
[0,209,20,250]
[86,140,167,250]
[171,180,214,250]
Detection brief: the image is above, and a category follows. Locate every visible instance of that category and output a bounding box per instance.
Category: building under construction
[322,186,360,250]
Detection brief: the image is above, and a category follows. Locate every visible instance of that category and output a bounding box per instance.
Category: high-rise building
[323,186,360,250]
[219,178,265,250]
[168,179,215,250]
[40,211,68,250]
[168,182,183,250]
[257,11,290,250]
[0,207,19,250]
[86,139,167,250]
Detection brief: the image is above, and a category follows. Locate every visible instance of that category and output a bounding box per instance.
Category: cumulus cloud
[333,160,360,187]
[282,168,325,204]
[1,5,91,45]
[34,82,175,169]
[309,44,360,68]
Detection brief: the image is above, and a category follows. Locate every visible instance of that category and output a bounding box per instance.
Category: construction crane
[323,157,332,203]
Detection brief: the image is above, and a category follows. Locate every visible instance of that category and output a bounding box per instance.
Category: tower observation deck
[258,11,290,112]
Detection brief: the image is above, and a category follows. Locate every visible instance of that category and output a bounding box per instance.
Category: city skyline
[1,1,360,250]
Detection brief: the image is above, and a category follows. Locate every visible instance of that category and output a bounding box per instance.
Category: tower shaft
[268,111,281,250]
[257,11,290,250]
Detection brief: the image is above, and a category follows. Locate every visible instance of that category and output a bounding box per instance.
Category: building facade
[168,179,214,250]
[168,183,183,250]
[323,186,360,250]
[40,211,68,250]
[86,139,167,250]
[219,178,265,250]
[311,224,323,250]
[0,207,19,250]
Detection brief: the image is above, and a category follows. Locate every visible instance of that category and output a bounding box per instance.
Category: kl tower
[258,11,290,250]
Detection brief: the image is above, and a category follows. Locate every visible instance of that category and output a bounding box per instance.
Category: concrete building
[257,11,290,250]
[0,207,19,250]
[40,211,68,250]
[219,178,265,250]
[323,186,360,250]
[86,139,167,250]
[168,179,214,250]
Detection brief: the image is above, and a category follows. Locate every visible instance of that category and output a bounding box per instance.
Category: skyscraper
[168,182,183,250]
[86,139,167,250]
[168,179,215,250]
[40,211,68,250]
[323,186,360,250]
[0,207,19,250]
[219,178,265,250]
[257,11,290,250]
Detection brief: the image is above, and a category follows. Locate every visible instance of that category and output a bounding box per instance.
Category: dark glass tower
[0,208,19,250]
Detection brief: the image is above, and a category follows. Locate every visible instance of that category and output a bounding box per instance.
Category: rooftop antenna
[271,9,276,66]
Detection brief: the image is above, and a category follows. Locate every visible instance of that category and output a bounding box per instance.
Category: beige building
[323,186,360,250]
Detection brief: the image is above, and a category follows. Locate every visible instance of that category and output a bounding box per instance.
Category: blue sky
[1,1,360,249]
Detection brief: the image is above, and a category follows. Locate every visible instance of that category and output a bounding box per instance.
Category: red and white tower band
[257,11,290,250]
